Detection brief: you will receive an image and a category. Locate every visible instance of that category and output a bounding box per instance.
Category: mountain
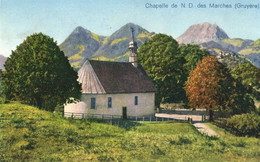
[91,23,152,60]
[176,22,259,68]
[59,26,106,69]
[60,23,153,69]
[238,39,260,68]
[0,55,7,71]
[177,22,229,44]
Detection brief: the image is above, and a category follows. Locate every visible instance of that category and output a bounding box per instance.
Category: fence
[64,112,189,122]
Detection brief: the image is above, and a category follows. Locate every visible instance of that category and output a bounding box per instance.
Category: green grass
[90,32,102,43]
[222,39,244,47]
[1,102,260,161]
[68,45,84,61]
[252,39,260,47]
[136,30,150,39]
[70,61,81,69]
[102,36,110,45]
[239,48,260,55]
[110,37,128,46]
[238,39,260,55]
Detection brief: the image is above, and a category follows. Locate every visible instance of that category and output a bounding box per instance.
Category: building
[64,28,156,119]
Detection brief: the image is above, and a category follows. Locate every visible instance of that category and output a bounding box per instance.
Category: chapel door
[122,107,127,120]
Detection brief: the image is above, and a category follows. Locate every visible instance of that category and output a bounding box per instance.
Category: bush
[226,113,260,137]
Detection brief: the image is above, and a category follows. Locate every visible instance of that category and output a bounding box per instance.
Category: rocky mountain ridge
[177,22,230,44]
[59,23,153,69]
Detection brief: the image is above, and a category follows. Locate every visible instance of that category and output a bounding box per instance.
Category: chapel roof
[78,60,156,94]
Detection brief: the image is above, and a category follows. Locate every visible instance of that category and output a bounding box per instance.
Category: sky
[1,0,260,57]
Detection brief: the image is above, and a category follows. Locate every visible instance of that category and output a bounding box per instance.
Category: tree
[0,70,5,103]
[185,56,230,121]
[231,63,260,100]
[180,44,209,72]
[185,56,255,121]
[138,34,186,106]
[4,33,81,111]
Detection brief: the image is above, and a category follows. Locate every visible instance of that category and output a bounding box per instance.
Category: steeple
[129,27,138,67]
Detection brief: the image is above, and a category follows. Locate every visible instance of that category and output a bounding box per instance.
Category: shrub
[226,113,260,137]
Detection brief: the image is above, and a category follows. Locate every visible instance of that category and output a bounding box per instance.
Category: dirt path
[156,109,218,136]
[193,122,219,137]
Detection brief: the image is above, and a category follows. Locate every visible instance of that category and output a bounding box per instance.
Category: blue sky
[1,0,260,57]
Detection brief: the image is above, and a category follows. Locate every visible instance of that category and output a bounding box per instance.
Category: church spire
[129,27,138,67]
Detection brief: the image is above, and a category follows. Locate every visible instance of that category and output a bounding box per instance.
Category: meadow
[0,102,259,161]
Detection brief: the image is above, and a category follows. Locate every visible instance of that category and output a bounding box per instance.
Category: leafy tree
[4,33,81,111]
[180,44,209,72]
[184,56,254,121]
[138,34,186,106]
[0,70,5,103]
[231,63,260,100]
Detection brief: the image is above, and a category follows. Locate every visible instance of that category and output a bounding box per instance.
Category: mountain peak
[177,22,229,44]
[72,26,91,34]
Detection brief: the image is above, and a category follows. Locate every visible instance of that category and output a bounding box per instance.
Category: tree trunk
[209,110,214,122]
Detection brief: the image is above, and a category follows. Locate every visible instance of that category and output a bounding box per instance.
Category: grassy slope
[68,44,84,61]
[222,39,244,47]
[239,39,260,55]
[1,103,260,161]
[110,37,128,46]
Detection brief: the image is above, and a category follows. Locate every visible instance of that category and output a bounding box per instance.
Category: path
[156,109,219,136]
[193,122,219,137]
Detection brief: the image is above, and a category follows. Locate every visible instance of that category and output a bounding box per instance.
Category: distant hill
[0,55,7,70]
[177,22,229,44]
[60,22,260,69]
[59,26,106,69]
[92,23,153,60]
[60,23,153,69]
[175,22,259,68]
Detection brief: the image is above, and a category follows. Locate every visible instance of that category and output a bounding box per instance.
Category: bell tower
[129,27,138,67]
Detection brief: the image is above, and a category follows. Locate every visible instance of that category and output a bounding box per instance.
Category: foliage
[0,70,6,103]
[185,56,231,111]
[110,37,128,46]
[180,44,209,72]
[231,63,260,100]
[220,53,250,70]
[218,113,260,137]
[68,44,84,61]
[3,33,81,111]
[1,102,260,161]
[138,34,186,106]
[227,113,260,137]
[185,56,255,120]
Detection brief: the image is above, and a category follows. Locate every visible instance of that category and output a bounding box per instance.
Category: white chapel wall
[64,92,155,118]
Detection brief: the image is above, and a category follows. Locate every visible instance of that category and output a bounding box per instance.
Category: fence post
[162,118,164,121]
[156,117,157,121]
[136,116,137,121]
[143,116,144,121]
[150,116,151,121]
[82,113,84,119]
